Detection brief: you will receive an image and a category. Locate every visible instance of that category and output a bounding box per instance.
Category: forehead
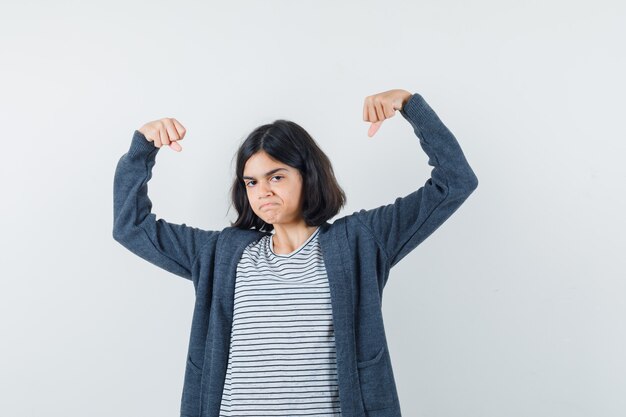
[243,151,292,177]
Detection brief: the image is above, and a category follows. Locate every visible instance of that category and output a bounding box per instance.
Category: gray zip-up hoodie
[113,92,479,417]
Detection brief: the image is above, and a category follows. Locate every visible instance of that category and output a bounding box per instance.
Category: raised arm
[354,91,479,269]
[112,128,219,280]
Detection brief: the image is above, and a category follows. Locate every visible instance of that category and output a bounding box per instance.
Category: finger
[164,119,180,144]
[384,102,395,118]
[172,118,186,140]
[368,121,382,137]
[374,101,385,121]
[159,124,171,146]
[363,98,369,121]
[160,127,170,147]
[367,104,378,123]
[169,141,182,152]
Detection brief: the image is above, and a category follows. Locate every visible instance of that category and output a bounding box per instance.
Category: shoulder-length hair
[229,119,346,232]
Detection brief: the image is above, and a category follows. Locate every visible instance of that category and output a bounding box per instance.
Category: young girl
[113,89,478,417]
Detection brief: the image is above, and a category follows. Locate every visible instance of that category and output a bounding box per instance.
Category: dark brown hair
[229,119,346,232]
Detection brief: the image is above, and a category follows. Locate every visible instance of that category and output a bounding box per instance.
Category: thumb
[368,120,383,138]
[169,140,182,152]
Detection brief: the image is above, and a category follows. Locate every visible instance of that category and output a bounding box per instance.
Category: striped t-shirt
[218,226,342,416]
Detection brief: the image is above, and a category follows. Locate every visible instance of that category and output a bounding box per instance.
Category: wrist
[404,90,413,101]
[400,91,413,109]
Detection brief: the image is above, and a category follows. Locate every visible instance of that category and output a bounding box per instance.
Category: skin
[137,88,413,253]
[242,151,317,254]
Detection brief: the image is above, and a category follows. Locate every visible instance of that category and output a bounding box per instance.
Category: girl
[113,89,478,417]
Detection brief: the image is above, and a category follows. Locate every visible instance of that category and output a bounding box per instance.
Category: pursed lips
[260,203,276,209]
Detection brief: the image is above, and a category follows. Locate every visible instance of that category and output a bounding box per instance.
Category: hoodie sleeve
[112,129,220,280]
[353,92,479,269]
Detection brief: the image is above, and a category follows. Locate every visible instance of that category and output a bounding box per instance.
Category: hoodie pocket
[180,354,203,416]
[356,345,395,411]
[186,354,203,373]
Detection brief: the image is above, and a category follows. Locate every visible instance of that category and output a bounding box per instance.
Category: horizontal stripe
[219,227,342,416]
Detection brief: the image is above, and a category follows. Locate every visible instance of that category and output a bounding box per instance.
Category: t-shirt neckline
[269,227,320,257]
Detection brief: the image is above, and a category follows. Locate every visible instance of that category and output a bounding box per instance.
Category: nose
[257,180,273,197]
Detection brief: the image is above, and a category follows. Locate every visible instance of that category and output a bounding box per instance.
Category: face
[242,151,304,226]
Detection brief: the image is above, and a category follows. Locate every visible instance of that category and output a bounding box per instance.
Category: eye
[245,175,283,188]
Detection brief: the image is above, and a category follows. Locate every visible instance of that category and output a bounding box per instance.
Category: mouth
[260,203,276,210]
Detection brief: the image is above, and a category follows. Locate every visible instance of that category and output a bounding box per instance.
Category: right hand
[363,89,412,138]
[138,117,186,152]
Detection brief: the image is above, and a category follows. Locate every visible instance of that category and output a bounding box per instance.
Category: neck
[271,221,319,254]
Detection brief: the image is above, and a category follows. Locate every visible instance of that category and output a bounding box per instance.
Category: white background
[1,1,625,416]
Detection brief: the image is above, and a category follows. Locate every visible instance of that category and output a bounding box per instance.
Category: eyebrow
[242,168,288,180]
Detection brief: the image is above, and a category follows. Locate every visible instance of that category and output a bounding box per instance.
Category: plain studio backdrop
[1,1,624,416]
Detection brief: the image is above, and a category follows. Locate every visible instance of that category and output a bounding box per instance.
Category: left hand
[363,89,412,137]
